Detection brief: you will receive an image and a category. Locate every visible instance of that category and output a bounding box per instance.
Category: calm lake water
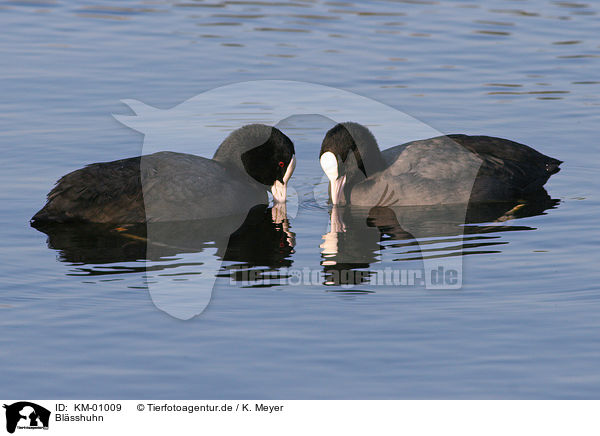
[1,0,599,399]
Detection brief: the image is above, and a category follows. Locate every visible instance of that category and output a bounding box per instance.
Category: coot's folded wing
[140,151,267,222]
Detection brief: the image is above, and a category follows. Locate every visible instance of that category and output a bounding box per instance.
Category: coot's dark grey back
[32,151,267,223]
[351,134,561,206]
[351,136,483,206]
[141,151,266,221]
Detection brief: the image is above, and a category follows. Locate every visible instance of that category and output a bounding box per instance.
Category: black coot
[32,124,296,223]
[319,122,561,206]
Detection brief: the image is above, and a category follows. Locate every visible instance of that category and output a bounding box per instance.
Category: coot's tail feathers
[31,207,56,224]
[445,134,561,200]
[31,155,145,225]
[449,133,561,171]
[521,157,562,195]
[31,181,76,224]
[545,158,562,176]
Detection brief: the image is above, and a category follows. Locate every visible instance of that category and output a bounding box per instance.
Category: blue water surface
[1,0,599,398]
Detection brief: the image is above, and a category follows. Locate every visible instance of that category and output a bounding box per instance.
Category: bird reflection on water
[32,194,558,289]
[31,204,295,280]
[320,192,559,286]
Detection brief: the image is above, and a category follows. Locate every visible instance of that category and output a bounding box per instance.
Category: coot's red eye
[279,161,285,168]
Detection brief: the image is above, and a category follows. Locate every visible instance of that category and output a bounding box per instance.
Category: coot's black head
[214,124,296,203]
[319,122,385,205]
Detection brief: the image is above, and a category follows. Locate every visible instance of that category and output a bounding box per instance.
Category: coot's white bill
[320,151,347,206]
[271,155,296,203]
